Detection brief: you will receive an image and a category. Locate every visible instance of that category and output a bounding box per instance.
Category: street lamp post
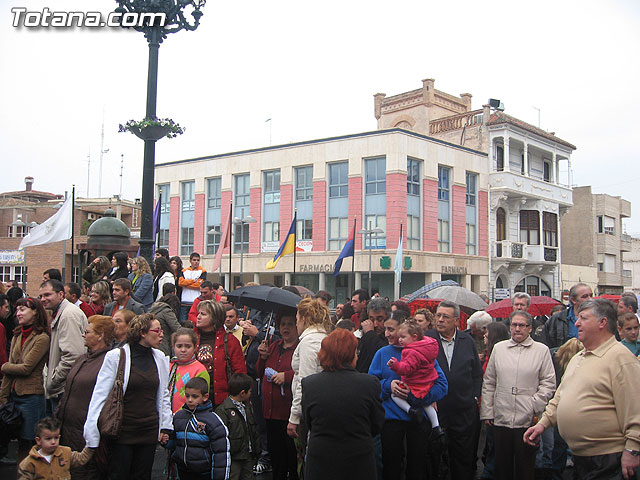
[358,222,384,298]
[115,0,205,264]
[233,214,257,282]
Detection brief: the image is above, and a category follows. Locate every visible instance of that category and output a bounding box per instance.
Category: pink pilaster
[194,193,205,253]
[451,185,466,254]
[280,184,293,242]
[478,190,489,257]
[249,187,262,254]
[312,181,326,251]
[423,179,438,252]
[221,191,233,254]
[169,196,180,256]
[386,173,407,249]
[348,177,363,250]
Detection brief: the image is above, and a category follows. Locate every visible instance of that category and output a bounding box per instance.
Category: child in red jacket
[387,320,442,437]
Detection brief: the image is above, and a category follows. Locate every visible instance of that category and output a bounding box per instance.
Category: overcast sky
[2,0,639,231]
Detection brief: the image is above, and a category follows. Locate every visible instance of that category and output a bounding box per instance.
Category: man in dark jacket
[426,300,483,480]
[355,297,389,373]
[541,283,593,349]
[103,278,145,316]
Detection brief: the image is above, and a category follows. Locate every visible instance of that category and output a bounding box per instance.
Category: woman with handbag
[0,297,50,463]
[195,300,247,406]
[84,313,173,479]
[56,315,115,479]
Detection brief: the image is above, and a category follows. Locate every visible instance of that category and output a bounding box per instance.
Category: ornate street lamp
[115,0,205,263]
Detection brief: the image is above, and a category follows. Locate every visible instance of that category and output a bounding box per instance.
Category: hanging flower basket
[118,116,185,141]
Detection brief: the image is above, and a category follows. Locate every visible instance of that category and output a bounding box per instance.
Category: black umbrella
[227,285,301,314]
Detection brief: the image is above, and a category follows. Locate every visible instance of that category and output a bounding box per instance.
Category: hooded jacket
[171,400,230,479]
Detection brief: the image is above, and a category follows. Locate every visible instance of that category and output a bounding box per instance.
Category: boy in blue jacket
[171,377,230,480]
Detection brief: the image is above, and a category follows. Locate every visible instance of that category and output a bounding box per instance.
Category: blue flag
[333,218,356,277]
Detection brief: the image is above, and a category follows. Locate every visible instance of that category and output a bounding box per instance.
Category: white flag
[19,196,73,248]
[394,230,403,285]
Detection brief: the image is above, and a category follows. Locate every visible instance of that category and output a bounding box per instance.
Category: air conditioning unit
[88,213,98,221]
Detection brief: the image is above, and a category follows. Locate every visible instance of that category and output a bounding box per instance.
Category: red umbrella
[485,296,563,318]
[594,294,621,303]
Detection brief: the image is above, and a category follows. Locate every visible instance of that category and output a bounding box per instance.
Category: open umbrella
[289,285,314,297]
[227,285,301,314]
[400,280,459,303]
[425,285,488,312]
[594,294,621,303]
[485,296,563,318]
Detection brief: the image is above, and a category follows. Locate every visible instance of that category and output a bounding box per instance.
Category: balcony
[493,241,559,264]
[490,171,573,207]
[621,233,632,252]
[494,240,525,260]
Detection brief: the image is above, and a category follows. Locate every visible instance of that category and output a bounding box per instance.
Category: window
[364,215,386,249]
[263,170,281,204]
[496,145,504,172]
[520,210,540,245]
[543,161,551,182]
[597,215,615,235]
[207,178,221,209]
[599,254,616,273]
[466,224,477,255]
[329,162,348,198]
[543,212,558,247]
[328,217,348,251]
[180,181,195,255]
[295,166,313,201]
[263,221,280,242]
[365,157,386,194]
[262,170,281,251]
[181,181,194,212]
[438,166,451,252]
[206,226,221,255]
[407,214,420,250]
[520,153,526,175]
[466,172,477,206]
[297,219,313,241]
[7,225,29,238]
[234,174,250,254]
[438,166,450,201]
[407,158,420,196]
[0,266,27,285]
[157,184,170,249]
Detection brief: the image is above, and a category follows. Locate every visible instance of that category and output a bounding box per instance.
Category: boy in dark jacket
[215,373,261,480]
[171,377,230,480]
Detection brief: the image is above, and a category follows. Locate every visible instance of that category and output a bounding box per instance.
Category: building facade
[0,177,141,296]
[622,237,640,294]
[155,129,489,303]
[375,78,576,299]
[561,186,631,295]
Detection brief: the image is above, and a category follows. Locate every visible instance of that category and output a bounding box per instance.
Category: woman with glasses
[480,310,555,480]
[84,313,173,479]
[0,297,50,462]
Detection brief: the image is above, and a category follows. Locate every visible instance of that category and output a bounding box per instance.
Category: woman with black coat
[302,328,385,480]
[107,251,130,283]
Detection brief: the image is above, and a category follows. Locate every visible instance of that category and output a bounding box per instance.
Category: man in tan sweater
[524,299,640,480]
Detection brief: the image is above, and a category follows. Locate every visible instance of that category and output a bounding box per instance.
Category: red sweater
[255,339,298,421]
[196,327,247,405]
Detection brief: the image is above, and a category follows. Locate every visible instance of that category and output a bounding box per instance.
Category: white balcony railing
[490,171,573,207]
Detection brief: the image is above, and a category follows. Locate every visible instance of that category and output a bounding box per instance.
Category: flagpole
[61,190,68,282]
[71,185,75,283]
[228,201,233,290]
[351,216,356,292]
[292,209,297,286]
[155,193,162,253]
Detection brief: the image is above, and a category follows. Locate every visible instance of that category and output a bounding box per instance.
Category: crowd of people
[0,250,639,480]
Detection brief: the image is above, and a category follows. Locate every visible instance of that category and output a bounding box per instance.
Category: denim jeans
[10,392,46,440]
[535,425,554,468]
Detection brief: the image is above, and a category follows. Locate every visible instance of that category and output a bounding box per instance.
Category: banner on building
[0,250,25,265]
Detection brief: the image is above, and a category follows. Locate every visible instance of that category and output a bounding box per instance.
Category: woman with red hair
[301,329,385,480]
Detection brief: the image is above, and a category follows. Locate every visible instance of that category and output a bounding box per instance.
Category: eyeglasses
[510,323,530,329]
[148,328,163,335]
